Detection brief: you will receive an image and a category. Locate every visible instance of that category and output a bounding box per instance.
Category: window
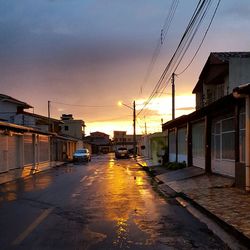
[64,126,69,131]
[213,117,235,161]
[222,132,235,159]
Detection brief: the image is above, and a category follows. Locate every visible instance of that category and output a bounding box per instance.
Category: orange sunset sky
[1,0,250,136]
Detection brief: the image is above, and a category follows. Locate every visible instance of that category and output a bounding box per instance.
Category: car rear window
[76,149,87,153]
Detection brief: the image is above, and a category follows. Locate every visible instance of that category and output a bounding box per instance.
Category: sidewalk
[136,156,250,246]
[0,161,65,185]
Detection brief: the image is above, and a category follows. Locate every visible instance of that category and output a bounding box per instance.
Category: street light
[118,100,137,158]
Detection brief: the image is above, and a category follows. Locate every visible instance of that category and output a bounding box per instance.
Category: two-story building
[84,131,111,154]
[0,94,78,174]
[162,52,250,190]
[113,131,142,152]
[60,114,86,149]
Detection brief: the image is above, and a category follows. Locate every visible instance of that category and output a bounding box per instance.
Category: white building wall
[229,58,250,92]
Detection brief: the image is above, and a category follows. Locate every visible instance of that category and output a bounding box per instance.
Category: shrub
[163,161,186,170]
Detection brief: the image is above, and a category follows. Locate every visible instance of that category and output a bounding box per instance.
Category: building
[0,93,62,132]
[113,131,142,152]
[60,114,86,149]
[138,132,167,165]
[0,94,33,122]
[0,94,78,174]
[162,52,250,190]
[0,120,77,174]
[84,131,111,154]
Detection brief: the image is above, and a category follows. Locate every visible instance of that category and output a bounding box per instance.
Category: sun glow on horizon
[85,94,195,137]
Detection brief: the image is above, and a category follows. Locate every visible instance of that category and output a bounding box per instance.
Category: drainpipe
[245,96,250,191]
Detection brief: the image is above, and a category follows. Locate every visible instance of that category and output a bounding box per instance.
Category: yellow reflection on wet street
[89,155,166,247]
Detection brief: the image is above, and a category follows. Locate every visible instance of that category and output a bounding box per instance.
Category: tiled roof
[0,94,33,109]
[212,52,250,62]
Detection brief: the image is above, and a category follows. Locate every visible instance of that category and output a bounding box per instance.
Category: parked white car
[73,149,91,162]
[115,147,130,159]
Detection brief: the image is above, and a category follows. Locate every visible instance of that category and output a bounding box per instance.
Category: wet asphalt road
[0,154,228,249]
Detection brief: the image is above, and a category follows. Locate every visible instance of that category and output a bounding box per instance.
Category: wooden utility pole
[172,73,175,120]
[133,100,136,158]
[48,100,51,132]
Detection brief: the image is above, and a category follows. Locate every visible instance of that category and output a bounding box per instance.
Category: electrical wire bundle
[137,0,221,119]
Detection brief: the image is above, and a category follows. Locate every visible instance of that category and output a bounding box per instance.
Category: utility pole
[171,73,175,120]
[48,100,51,132]
[133,100,136,158]
[144,116,147,135]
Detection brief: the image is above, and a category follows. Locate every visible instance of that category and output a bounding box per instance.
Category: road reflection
[85,154,167,248]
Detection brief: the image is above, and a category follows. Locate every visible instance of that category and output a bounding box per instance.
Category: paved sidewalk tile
[136,159,250,243]
[187,186,250,239]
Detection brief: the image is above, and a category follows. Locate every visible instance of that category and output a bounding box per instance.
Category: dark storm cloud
[0,0,160,75]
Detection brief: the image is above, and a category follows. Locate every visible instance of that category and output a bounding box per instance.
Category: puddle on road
[78,156,174,249]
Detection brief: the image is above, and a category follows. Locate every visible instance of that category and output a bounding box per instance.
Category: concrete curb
[179,192,250,248]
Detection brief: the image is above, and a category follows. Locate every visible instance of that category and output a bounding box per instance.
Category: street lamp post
[118,100,137,158]
[133,100,136,158]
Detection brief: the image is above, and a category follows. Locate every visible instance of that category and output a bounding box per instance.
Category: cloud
[176,106,195,111]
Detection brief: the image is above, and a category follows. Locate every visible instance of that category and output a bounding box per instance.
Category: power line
[137,0,220,118]
[139,0,179,95]
[50,100,116,108]
[88,115,131,123]
[176,0,221,75]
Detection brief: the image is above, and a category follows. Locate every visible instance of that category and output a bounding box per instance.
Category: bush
[163,161,186,170]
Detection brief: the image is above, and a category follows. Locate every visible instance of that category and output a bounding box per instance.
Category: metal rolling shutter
[24,134,34,165]
[39,135,49,162]
[8,135,20,170]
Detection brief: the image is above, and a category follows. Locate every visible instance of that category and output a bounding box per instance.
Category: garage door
[24,134,34,166]
[169,130,176,162]
[177,127,187,163]
[0,134,8,173]
[192,121,205,169]
[39,135,50,162]
[8,135,20,170]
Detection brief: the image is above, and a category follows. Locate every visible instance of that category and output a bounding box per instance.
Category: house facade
[60,114,86,149]
[138,132,167,165]
[113,131,142,152]
[0,94,78,174]
[162,52,250,190]
[84,131,111,154]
